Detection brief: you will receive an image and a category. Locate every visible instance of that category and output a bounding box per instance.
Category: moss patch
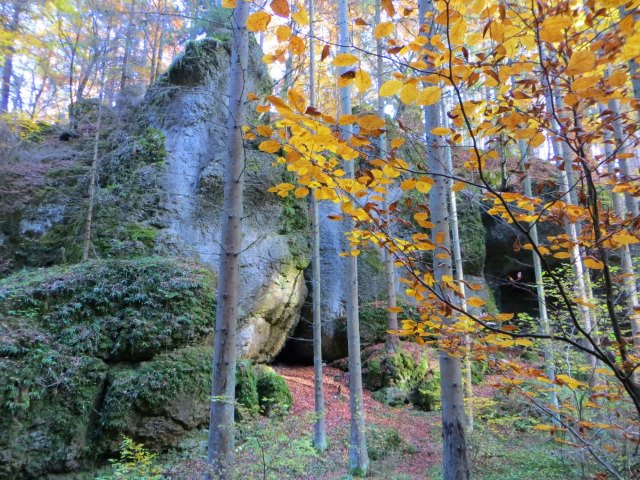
[256,366,293,416]
[362,343,440,412]
[0,258,217,479]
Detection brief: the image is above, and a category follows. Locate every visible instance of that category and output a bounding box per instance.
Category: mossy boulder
[255,365,293,416]
[235,359,259,417]
[0,258,217,479]
[361,343,440,412]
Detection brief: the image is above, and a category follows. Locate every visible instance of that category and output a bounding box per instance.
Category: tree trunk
[154,0,168,85]
[441,100,474,433]
[518,139,560,417]
[598,102,640,351]
[419,1,470,478]
[308,0,327,453]
[206,2,249,478]
[373,0,399,355]
[119,0,137,93]
[544,92,595,367]
[0,5,21,112]
[82,27,111,261]
[338,0,369,474]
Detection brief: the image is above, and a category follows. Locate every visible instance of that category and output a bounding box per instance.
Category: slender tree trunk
[419,1,470,478]
[338,0,369,474]
[545,93,595,366]
[148,21,159,86]
[206,2,249,478]
[119,0,137,93]
[374,0,399,354]
[308,0,327,453]
[68,32,80,129]
[598,102,640,351]
[518,139,560,417]
[0,5,21,112]
[154,0,168,84]
[441,100,474,433]
[82,29,111,261]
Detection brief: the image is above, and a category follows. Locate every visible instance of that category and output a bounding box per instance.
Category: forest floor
[161,363,591,480]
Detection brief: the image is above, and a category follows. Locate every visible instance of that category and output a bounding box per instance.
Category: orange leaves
[565,50,596,76]
[291,6,309,25]
[332,53,358,67]
[430,127,452,136]
[356,114,385,131]
[373,22,394,39]
[270,0,290,18]
[416,86,441,106]
[275,25,291,42]
[381,0,395,17]
[354,70,372,92]
[287,88,306,113]
[247,11,271,32]
[221,0,236,8]
[379,79,402,96]
[539,15,572,43]
[259,140,281,153]
[583,257,604,269]
[289,36,304,55]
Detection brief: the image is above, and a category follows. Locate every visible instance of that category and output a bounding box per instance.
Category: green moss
[363,347,440,412]
[125,223,160,248]
[366,424,415,461]
[358,301,419,347]
[456,193,486,276]
[413,370,441,411]
[0,258,215,362]
[100,347,212,432]
[256,366,292,416]
[235,359,259,417]
[167,38,226,86]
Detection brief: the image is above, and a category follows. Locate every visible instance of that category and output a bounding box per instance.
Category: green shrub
[96,436,166,480]
[235,359,259,417]
[366,425,416,461]
[256,366,292,416]
[471,359,488,385]
[413,369,441,411]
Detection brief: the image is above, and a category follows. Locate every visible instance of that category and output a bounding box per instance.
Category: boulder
[149,37,309,363]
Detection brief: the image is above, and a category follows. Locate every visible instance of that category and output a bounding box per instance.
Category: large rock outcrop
[148,37,309,363]
[0,36,310,363]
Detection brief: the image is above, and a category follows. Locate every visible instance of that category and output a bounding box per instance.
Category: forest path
[274,364,441,479]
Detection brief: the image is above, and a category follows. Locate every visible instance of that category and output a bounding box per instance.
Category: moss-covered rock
[0,257,215,361]
[362,343,440,412]
[235,359,259,417]
[255,366,292,416]
[0,258,216,479]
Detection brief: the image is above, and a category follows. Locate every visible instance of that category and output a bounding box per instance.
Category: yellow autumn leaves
[379,80,442,106]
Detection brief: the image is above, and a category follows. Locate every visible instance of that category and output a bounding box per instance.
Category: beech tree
[206,0,249,477]
[308,0,327,453]
[337,0,369,473]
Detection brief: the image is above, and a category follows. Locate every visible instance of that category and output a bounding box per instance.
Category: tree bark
[119,0,137,94]
[308,0,327,453]
[82,35,110,261]
[0,4,21,112]
[419,1,470,478]
[373,0,399,355]
[518,139,560,417]
[441,99,474,433]
[338,0,369,474]
[206,2,249,478]
[598,102,640,351]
